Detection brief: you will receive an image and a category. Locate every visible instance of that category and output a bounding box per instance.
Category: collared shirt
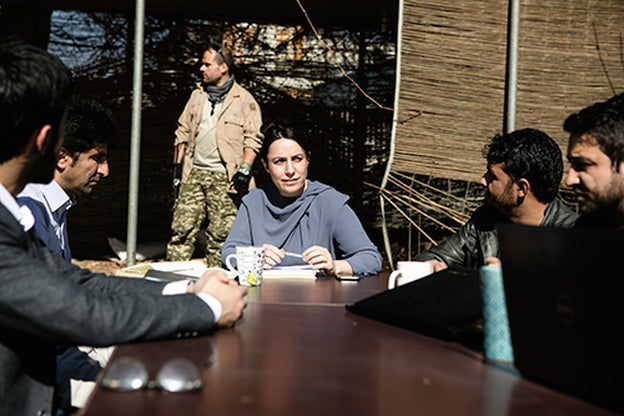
[0,182,35,231]
[17,180,76,262]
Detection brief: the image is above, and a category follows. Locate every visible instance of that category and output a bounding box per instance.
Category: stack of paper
[263,265,318,279]
[115,260,207,279]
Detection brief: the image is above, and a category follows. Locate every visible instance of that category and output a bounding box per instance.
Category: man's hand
[191,269,248,327]
[425,259,447,273]
[485,256,502,267]
[173,163,183,199]
[231,162,252,191]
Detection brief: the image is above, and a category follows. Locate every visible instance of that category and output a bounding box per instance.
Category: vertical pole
[380,0,404,270]
[125,0,145,266]
[353,30,367,214]
[505,0,520,133]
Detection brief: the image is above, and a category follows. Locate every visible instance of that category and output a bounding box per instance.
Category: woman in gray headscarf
[221,120,382,277]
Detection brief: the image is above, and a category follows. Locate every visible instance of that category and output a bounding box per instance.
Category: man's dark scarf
[204,75,235,115]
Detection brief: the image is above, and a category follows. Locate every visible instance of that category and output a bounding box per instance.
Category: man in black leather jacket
[415,128,578,271]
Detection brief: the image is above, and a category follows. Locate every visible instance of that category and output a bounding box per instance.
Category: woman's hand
[262,244,284,269]
[302,245,352,276]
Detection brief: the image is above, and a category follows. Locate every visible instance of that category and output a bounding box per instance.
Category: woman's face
[262,138,309,198]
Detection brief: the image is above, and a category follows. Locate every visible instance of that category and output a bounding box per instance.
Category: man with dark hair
[17,99,117,414]
[18,99,115,261]
[415,128,578,271]
[0,39,247,416]
[564,92,624,230]
[167,44,263,266]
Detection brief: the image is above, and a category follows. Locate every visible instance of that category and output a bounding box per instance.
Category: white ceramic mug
[225,246,266,286]
[387,261,433,289]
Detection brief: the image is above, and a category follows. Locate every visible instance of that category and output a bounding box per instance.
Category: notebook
[346,267,482,341]
[498,224,624,412]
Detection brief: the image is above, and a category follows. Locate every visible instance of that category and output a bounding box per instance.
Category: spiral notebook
[498,224,624,412]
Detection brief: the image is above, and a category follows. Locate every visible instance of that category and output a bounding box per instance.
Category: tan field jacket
[174,81,263,192]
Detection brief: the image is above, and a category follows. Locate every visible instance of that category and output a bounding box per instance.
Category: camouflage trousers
[166,168,238,267]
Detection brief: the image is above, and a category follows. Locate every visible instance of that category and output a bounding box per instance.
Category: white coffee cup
[225,246,266,286]
[388,261,433,289]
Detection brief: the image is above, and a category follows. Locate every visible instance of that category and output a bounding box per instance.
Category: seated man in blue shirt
[18,99,113,261]
[17,99,116,414]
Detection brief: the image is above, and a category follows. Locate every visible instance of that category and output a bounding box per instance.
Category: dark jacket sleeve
[414,205,502,269]
[414,217,482,269]
[414,199,578,269]
[0,209,216,347]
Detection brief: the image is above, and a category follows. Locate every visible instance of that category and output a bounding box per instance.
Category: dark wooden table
[81,275,618,415]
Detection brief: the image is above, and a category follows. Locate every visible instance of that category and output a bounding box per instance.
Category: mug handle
[225,253,237,273]
[388,270,402,290]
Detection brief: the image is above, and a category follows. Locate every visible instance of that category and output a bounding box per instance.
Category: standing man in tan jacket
[167,44,263,266]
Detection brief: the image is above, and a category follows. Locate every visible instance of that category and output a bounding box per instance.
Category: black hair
[205,43,234,69]
[483,128,563,203]
[563,92,624,172]
[0,37,73,163]
[259,119,311,162]
[63,98,117,158]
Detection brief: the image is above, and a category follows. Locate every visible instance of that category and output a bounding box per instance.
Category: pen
[283,251,303,259]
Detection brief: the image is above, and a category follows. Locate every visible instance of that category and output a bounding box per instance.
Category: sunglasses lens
[156,358,203,392]
[101,356,148,391]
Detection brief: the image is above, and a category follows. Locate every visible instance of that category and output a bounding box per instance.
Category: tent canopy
[1,0,398,30]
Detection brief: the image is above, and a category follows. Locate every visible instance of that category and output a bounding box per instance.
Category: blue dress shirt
[17,180,76,262]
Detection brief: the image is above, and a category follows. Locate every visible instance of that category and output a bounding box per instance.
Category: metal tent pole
[379,0,404,271]
[125,0,145,266]
[505,0,520,133]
